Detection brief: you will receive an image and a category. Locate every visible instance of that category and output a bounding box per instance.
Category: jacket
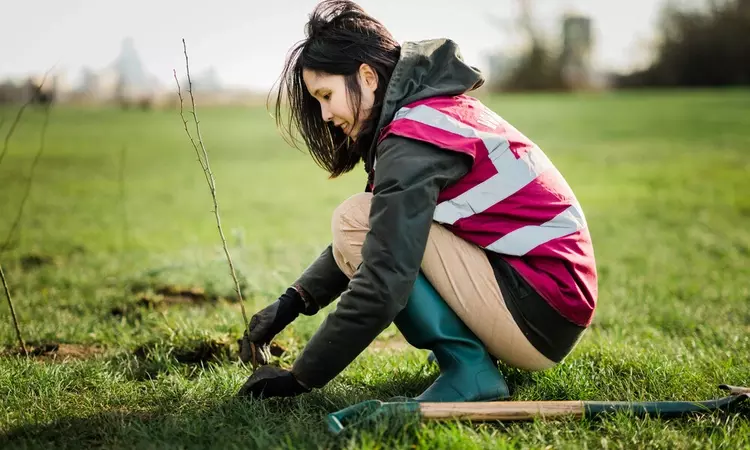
[378,95,597,327]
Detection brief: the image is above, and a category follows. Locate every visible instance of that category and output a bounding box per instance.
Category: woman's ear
[359,63,378,93]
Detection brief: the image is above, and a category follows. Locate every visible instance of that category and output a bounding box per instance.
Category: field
[1,90,749,449]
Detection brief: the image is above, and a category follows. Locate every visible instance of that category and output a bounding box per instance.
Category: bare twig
[0,70,52,167]
[1,103,52,253]
[0,263,27,356]
[175,39,248,327]
[118,144,130,250]
[0,104,30,168]
[173,71,212,189]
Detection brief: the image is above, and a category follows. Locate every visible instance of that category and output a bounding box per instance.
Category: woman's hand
[237,365,310,399]
[238,287,305,366]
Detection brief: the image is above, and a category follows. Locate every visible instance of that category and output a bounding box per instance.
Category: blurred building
[112,38,155,94]
[182,66,223,93]
[78,67,119,102]
[560,15,594,90]
[74,38,160,106]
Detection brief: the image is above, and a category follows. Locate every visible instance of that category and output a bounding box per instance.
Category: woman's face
[303,64,377,140]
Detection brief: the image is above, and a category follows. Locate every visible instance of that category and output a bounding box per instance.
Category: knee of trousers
[331,192,372,269]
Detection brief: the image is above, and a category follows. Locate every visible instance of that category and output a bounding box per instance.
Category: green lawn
[0,90,749,449]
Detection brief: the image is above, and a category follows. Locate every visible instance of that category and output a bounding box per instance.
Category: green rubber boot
[394,273,510,402]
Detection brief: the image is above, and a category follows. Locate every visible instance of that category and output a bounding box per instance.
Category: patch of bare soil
[132,339,229,365]
[369,337,410,353]
[134,338,287,366]
[1,342,105,361]
[111,284,237,318]
[126,338,289,380]
[19,253,56,271]
[151,285,223,304]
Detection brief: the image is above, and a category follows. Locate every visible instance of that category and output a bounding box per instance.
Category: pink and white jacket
[377,95,598,327]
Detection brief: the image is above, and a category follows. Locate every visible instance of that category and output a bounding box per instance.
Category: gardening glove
[238,287,305,366]
[237,365,310,399]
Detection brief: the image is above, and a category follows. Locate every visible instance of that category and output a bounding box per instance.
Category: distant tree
[501,42,563,91]
[618,0,750,87]
[487,0,566,92]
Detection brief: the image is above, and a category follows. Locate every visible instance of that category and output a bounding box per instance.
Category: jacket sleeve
[292,244,350,315]
[291,136,472,388]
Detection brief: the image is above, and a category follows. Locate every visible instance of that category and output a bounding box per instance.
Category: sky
[0,0,668,91]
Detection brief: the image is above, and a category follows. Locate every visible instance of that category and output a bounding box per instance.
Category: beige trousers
[331,192,555,371]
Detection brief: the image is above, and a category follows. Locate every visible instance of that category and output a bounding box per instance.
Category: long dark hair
[273,0,400,178]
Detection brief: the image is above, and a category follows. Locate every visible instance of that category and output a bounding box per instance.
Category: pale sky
[1,0,666,91]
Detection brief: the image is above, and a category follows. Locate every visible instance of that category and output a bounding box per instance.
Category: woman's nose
[321,104,333,122]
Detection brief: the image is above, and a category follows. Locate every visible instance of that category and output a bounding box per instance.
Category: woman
[238,0,597,402]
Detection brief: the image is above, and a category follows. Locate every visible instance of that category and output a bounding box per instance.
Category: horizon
[2,0,670,91]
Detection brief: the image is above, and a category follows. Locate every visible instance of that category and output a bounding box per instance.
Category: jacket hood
[364,39,484,168]
[373,39,485,139]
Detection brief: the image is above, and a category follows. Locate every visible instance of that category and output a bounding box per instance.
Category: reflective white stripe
[391,105,554,225]
[486,203,586,256]
[394,105,503,143]
[434,148,554,224]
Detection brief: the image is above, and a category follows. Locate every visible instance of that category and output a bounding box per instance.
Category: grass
[0,89,749,449]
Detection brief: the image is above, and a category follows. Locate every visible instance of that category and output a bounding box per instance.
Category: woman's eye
[323,94,331,100]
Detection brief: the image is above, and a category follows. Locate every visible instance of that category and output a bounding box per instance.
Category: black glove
[237,365,310,399]
[239,287,305,366]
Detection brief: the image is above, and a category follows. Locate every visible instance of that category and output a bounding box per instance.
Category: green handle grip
[327,400,420,434]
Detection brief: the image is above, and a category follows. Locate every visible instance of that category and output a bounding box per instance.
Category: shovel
[327,384,750,434]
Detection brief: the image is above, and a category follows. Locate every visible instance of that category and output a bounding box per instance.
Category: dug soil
[1,342,105,361]
[111,284,235,318]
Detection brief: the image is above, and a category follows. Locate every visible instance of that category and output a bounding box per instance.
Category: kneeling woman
[239,0,598,402]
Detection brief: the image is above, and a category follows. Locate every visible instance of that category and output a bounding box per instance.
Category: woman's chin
[348,126,363,141]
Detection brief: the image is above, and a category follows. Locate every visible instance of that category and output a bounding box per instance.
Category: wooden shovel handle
[719,384,750,396]
[420,401,586,421]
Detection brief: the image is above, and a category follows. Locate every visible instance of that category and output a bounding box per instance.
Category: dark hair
[272,0,400,177]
